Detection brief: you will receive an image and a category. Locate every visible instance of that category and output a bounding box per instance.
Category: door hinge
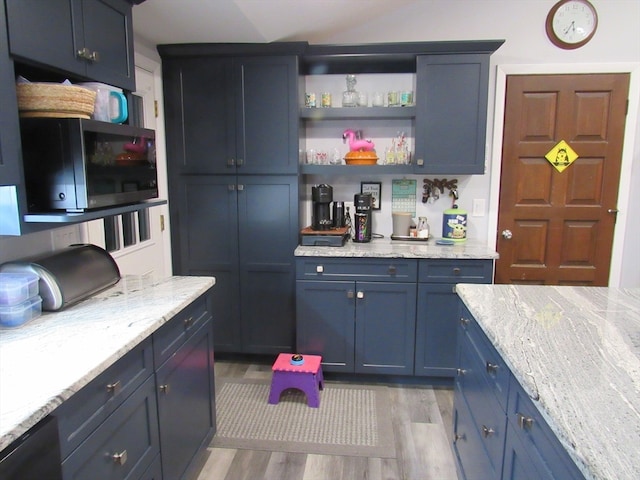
[154,100,159,118]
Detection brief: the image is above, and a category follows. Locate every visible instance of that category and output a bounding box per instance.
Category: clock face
[546,0,598,49]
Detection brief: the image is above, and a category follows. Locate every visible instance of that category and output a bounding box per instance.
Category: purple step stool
[268,353,324,408]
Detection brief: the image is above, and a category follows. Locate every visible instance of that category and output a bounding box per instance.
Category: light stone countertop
[0,274,215,451]
[295,237,498,259]
[456,284,640,480]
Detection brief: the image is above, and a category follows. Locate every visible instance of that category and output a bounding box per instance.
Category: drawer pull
[356,291,364,299]
[159,384,170,394]
[481,425,495,438]
[388,265,397,275]
[112,449,128,466]
[456,368,467,376]
[460,317,470,326]
[183,316,194,328]
[316,265,324,273]
[452,267,461,275]
[106,380,121,394]
[517,413,535,430]
[486,362,499,374]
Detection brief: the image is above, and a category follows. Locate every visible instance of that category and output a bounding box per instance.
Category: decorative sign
[545,140,579,172]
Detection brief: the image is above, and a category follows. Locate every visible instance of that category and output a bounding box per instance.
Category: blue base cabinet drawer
[504,379,585,480]
[56,339,154,459]
[418,259,493,283]
[153,294,210,367]
[296,257,418,282]
[61,375,159,480]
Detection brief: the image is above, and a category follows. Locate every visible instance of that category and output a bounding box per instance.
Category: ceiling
[132,0,418,47]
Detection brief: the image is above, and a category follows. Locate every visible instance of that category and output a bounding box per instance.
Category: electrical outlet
[472,199,485,217]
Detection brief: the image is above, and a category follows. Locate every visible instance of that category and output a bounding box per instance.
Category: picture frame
[360,181,382,210]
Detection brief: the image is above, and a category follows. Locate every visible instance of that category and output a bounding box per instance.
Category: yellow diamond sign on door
[545,140,579,173]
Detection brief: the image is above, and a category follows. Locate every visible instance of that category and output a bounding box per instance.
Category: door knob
[501,229,513,239]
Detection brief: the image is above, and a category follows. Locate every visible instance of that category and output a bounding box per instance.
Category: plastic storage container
[0,295,42,327]
[0,272,39,306]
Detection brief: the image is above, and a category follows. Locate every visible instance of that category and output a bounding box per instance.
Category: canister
[442,205,467,242]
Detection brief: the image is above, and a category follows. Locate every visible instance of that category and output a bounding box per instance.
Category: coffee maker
[311,184,333,230]
[353,193,372,242]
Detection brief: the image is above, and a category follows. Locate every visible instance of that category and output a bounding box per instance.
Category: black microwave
[19,118,158,212]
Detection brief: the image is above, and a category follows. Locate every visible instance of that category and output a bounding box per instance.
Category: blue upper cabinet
[160,48,301,175]
[414,54,491,174]
[5,0,136,91]
[0,3,21,187]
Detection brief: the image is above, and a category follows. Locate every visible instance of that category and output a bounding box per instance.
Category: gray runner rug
[211,378,396,458]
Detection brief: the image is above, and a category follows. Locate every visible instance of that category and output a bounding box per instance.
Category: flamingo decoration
[343,129,375,152]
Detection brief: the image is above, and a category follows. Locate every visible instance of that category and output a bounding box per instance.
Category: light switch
[472,199,485,217]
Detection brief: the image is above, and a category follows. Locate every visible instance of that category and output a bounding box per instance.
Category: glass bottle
[342,74,358,107]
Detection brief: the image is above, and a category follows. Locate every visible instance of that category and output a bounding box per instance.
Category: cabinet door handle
[486,362,499,374]
[347,290,354,299]
[454,433,466,443]
[460,317,470,326]
[237,158,244,166]
[237,184,244,191]
[112,449,128,465]
[456,368,467,376]
[228,184,235,191]
[88,50,99,62]
[159,384,170,394]
[106,380,121,394]
[227,158,235,166]
[517,413,535,430]
[356,291,364,299]
[76,47,91,59]
[481,425,495,438]
[416,158,424,166]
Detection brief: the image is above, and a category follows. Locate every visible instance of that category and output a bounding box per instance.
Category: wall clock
[545,0,598,49]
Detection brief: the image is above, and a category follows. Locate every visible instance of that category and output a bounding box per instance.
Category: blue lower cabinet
[453,388,503,480]
[354,281,416,375]
[296,280,355,372]
[454,299,585,480]
[156,314,216,480]
[296,278,416,375]
[415,283,459,376]
[61,376,159,480]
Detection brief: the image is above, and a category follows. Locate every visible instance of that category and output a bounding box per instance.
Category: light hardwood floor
[197,358,460,480]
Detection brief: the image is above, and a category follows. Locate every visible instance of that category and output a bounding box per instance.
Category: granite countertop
[0,274,215,451]
[295,237,498,259]
[456,284,640,480]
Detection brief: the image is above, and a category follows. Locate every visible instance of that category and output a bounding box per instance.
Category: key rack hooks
[422,178,458,203]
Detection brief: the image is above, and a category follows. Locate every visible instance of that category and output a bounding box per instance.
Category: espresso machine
[311,184,333,230]
[353,193,372,242]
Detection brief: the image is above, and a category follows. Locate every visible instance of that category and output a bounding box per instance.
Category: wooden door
[496,74,629,285]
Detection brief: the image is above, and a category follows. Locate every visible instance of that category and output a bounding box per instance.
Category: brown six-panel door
[495,74,630,286]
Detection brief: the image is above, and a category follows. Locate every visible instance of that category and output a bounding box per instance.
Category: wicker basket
[16,83,96,118]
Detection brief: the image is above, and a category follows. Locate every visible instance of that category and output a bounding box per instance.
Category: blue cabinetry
[414,54,491,174]
[415,259,493,377]
[5,0,135,91]
[296,257,417,375]
[155,301,216,480]
[454,301,585,480]
[51,291,215,480]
